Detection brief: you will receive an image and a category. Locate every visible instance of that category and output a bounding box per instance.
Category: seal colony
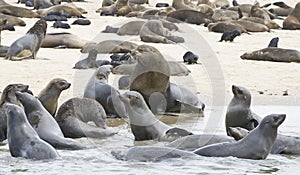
[0,0,299,171]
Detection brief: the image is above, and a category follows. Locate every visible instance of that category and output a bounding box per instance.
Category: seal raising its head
[194,114,286,159]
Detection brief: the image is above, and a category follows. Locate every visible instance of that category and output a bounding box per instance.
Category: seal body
[112,146,196,162]
[16,92,86,150]
[225,85,260,135]
[38,78,71,116]
[5,19,47,60]
[84,66,127,118]
[194,114,286,159]
[120,91,192,141]
[4,103,59,160]
[219,30,241,42]
[55,98,116,138]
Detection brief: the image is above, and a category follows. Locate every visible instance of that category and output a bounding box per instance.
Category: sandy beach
[0,0,300,109]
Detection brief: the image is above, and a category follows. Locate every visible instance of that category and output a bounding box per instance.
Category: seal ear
[250,118,259,128]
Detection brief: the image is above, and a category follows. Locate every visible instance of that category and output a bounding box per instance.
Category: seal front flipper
[175,99,205,113]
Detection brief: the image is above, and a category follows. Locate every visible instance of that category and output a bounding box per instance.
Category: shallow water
[0,105,300,175]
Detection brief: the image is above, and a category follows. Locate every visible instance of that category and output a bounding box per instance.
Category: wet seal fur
[119,91,193,141]
[228,127,300,155]
[16,92,86,150]
[5,19,47,61]
[4,103,59,160]
[225,85,260,135]
[194,114,286,159]
[55,97,116,138]
[38,78,71,116]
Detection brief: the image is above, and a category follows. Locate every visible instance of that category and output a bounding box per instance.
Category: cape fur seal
[283,2,300,30]
[81,40,138,53]
[228,127,300,155]
[241,47,300,63]
[73,48,99,69]
[167,134,234,151]
[139,20,184,44]
[5,19,47,60]
[0,14,26,26]
[208,21,247,33]
[225,85,260,135]
[268,37,279,47]
[4,103,59,160]
[167,9,212,25]
[119,91,193,141]
[0,5,39,18]
[16,92,86,150]
[55,98,116,138]
[219,29,241,42]
[0,84,31,107]
[38,78,71,116]
[37,3,85,17]
[194,114,286,159]
[41,32,90,49]
[183,51,198,64]
[84,66,127,118]
[112,146,196,162]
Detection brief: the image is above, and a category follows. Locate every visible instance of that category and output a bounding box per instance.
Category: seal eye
[59,81,66,86]
[237,89,243,94]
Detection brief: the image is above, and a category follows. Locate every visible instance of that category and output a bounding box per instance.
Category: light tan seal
[0,5,39,18]
[81,40,138,53]
[38,78,71,116]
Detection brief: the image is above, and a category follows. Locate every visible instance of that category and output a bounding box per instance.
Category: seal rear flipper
[46,137,87,150]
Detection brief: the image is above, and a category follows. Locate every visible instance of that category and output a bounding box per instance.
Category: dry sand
[0,0,299,111]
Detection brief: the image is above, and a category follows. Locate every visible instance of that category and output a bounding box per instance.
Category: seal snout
[274,114,286,126]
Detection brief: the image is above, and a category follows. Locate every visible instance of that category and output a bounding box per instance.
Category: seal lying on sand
[5,19,47,60]
[167,9,212,25]
[38,78,71,116]
[4,103,59,160]
[139,20,184,43]
[194,114,286,159]
[84,66,127,118]
[120,91,193,141]
[228,127,300,155]
[241,47,300,63]
[41,33,90,49]
[16,92,86,150]
[0,5,39,18]
[81,40,138,53]
[55,97,116,138]
[225,85,260,135]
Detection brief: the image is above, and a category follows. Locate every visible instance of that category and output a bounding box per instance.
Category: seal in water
[16,92,86,150]
[225,85,260,135]
[55,97,116,138]
[38,78,71,116]
[4,103,59,160]
[119,91,193,141]
[194,114,286,159]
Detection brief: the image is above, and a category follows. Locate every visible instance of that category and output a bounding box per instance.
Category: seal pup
[228,127,300,155]
[52,21,70,29]
[225,85,260,135]
[219,29,241,42]
[84,66,127,118]
[16,92,86,150]
[183,51,198,64]
[167,134,234,151]
[119,91,193,141]
[72,19,91,25]
[38,78,71,116]
[73,48,99,69]
[268,37,279,47]
[55,98,116,138]
[4,103,59,160]
[270,2,293,17]
[5,19,47,61]
[283,2,300,30]
[241,48,300,63]
[112,146,196,162]
[194,114,286,159]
